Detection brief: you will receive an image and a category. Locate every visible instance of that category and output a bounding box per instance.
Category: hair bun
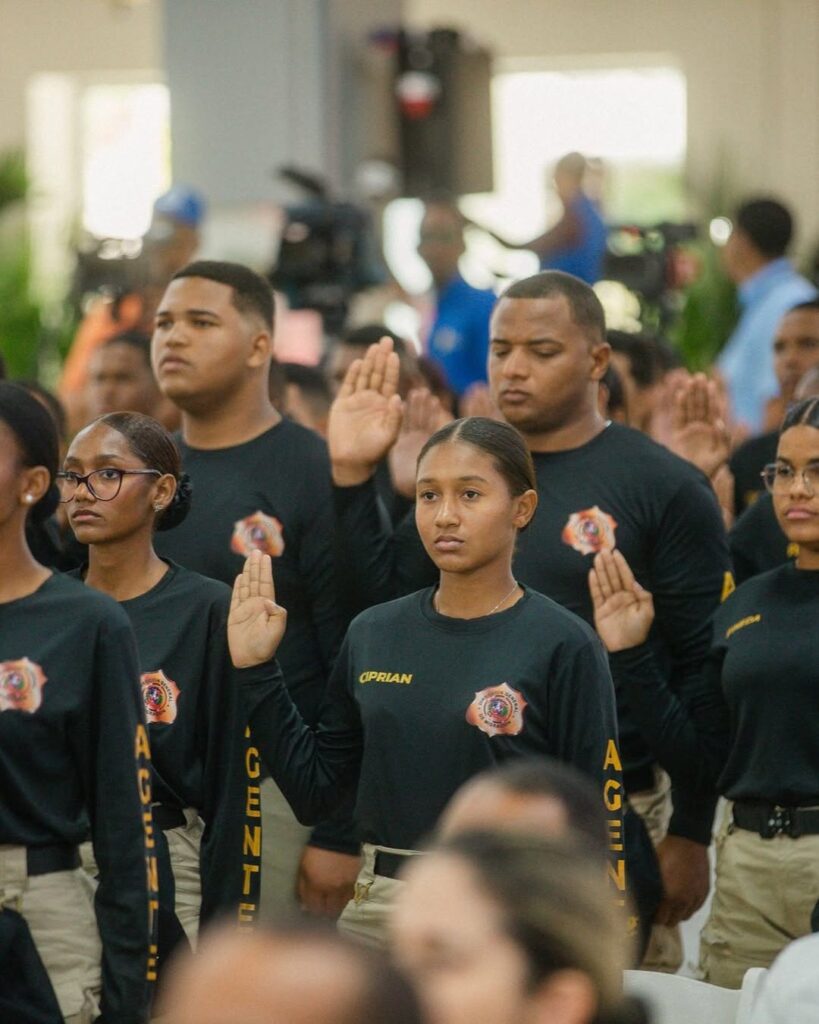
[157,472,193,531]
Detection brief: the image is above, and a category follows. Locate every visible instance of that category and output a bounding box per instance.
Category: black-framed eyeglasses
[56,468,161,502]
[761,462,819,497]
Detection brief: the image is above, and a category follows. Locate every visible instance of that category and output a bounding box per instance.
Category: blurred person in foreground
[716,197,816,435]
[391,831,643,1024]
[475,152,607,285]
[159,921,422,1024]
[438,758,659,960]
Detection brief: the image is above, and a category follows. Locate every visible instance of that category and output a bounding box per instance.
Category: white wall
[405,0,819,252]
[0,0,162,153]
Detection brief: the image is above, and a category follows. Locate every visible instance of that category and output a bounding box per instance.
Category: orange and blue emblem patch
[562,505,617,555]
[466,682,527,737]
[231,511,285,558]
[0,658,47,714]
[141,670,181,725]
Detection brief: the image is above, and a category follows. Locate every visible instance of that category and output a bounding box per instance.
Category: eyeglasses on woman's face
[56,467,161,502]
[761,462,819,497]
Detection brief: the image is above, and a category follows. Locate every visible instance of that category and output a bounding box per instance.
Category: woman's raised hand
[388,387,453,499]
[228,550,288,668]
[327,337,404,486]
[588,549,655,652]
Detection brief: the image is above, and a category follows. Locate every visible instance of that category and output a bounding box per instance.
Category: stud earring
[23,494,34,505]
[153,504,164,513]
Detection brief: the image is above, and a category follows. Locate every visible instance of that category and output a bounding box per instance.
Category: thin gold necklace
[434,580,519,617]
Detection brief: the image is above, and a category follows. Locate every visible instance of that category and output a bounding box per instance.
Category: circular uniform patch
[141,670,181,725]
[0,658,47,714]
[230,511,285,557]
[562,505,618,555]
[466,682,527,737]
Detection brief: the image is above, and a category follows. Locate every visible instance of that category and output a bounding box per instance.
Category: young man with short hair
[152,260,357,918]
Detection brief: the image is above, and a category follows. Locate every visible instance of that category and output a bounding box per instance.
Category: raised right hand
[327,336,403,486]
[588,549,654,652]
[388,387,452,499]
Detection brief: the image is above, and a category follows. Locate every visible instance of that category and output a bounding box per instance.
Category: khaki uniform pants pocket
[699,823,819,988]
[337,843,415,950]
[259,777,312,917]
[628,767,684,973]
[0,846,102,1023]
[164,808,204,948]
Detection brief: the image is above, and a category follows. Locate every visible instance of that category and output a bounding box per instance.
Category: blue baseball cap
[152,185,206,229]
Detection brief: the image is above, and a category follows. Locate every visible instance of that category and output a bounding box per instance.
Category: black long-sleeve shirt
[729,493,797,584]
[154,420,353,852]
[607,562,819,805]
[334,423,731,844]
[102,562,262,927]
[240,587,622,854]
[0,574,152,1024]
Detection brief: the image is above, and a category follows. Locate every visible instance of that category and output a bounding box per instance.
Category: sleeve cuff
[668,792,718,845]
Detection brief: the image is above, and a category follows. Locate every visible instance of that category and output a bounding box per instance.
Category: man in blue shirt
[474,153,608,285]
[418,199,496,397]
[718,198,816,434]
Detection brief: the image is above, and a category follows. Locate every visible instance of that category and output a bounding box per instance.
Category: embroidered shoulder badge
[141,670,181,725]
[562,506,618,555]
[230,511,285,557]
[466,682,527,737]
[0,658,47,714]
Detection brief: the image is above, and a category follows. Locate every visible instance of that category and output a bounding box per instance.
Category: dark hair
[432,831,637,1022]
[735,198,793,259]
[172,260,275,330]
[0,381,60,522]
[500,271,606,346]
[95,412,191,530]
[341,323,407,357]
[786,299,819,316]
[600,363,625,419]
[418,417,537,503]
[781,396,819,433]
[607,331,663,389]
[19,380,68,441]
[281,362,331,405]
[102,330,152,367]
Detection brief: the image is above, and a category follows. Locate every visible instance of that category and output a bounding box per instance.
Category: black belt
[152,805,187,831]
[374,851,413,879]
[624,765,656,795]
[26,844,80,877]
[732,800,819,839]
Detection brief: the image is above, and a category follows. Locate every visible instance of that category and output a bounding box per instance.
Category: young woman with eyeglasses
[60,411,263,966]
[589,395,819,987]
[0,383,152,1024]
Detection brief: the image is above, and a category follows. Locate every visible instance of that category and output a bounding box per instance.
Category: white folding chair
[624,969,740,1024]
[735,967,767,1024]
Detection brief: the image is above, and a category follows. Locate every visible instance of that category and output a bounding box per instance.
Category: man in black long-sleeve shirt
[151,261,356,919]
[329,271,731,971]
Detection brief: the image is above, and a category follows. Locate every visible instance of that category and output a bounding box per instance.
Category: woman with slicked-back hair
[61,411,265,972]
[228,416,624,948]
[590,396,819,986]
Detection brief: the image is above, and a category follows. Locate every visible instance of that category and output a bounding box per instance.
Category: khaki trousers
[0,845,101,1023]
[259,777,312,917]
[164,809,203,947]
[628,767,684,973]
[699,805,819,988]
[337,843,418,949]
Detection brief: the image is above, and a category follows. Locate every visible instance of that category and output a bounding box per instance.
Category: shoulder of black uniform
[600,423,712,487]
